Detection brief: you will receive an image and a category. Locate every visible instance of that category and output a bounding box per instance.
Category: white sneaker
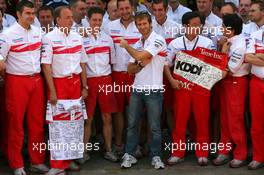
[167,156,184,165]
[29,164,49,173]
[151,156,165,169]
[121,153,137,168]
[44,168,65,175]
[14,168,26,175]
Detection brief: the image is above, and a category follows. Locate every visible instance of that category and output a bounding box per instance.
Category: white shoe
[151,156,165,169]
[121,153,137,168]
[167,156,184,165]
[14,168,26,175]
[29,164,49,173]
[197,157,208,166]
[44,168,65,175]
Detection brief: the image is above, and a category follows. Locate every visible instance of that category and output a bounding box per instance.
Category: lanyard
[183,36,199,51]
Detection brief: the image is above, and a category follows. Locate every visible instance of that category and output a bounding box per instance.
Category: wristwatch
[83,85,89,90]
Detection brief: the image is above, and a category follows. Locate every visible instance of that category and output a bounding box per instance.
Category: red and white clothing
[130,31,167,90]
[0,22,45,169]
[104,19,141,72]
[242,22,264,39]
[152,17,181,108]
[167,35,214,158]
[83,31,118,117]
[0,22,42,75]
[246,30,264,162]
[219,35,249,160]
[41,27,87,77]
[104,19,140,111]
[41,27,87,170]
[167,4,191,24]
[152,17,181,45]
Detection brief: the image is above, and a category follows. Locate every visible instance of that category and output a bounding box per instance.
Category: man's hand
[217,36,228,51]
[119,37,128,48]
[256,53,264,60]
[0,60,5,72]
[50,91,58,105]
[81,88,88,99]
[221,41,231,54]
[170,79,181,89]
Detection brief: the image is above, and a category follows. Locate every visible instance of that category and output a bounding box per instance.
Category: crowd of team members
[0,0,264,174]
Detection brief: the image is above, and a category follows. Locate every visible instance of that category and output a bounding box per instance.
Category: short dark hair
[54,6,70,24]
[251,0,264,11]
[37,5,54,17]
[87,6,104,19]
[223,13,243,35]
[221,2,237,12]
[182,11,205,26]
[16,0,34,13]
[117,0,133,8]
[152,0,168,9]
[134,11,152,25]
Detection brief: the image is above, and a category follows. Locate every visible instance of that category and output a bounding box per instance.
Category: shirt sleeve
[41,36,53,64]
[145,37,166,57]
[0,33,11,61]
[166,42,177,67]
[246,36,256,54]
[228,46,245,73]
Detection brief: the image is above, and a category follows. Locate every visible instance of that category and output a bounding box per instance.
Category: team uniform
[83,30,118,117]
[218,35,249,160]
[246,30,264,163]
[2,13,16,28]
[167,4,191,24]
[104,19,141,112]
[0,22,45,169]
[41,27,87,170]
[152,17,181,108]
[167,35,214,158]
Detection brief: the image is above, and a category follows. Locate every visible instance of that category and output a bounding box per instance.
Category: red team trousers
[49,74,81,169]
[250,76,264,162]
[219,76,248,160]
[5,73,46,169]
[172,88,210,158]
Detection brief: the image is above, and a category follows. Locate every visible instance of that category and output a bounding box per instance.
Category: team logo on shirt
[53,40,63,44]
[12,38,23,43]
[154,39,164,48]
[110,29,120,34]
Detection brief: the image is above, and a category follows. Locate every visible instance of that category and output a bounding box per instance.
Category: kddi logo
[175,61,203,75]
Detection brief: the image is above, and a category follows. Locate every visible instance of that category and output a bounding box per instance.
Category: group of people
[0,0,264,175]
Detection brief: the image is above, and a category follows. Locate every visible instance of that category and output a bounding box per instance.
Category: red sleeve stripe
[165,38,174,44]
[158,51,167,57]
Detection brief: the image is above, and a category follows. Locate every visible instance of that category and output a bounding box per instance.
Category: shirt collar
[183,35,199,43]
[15,22,32,32]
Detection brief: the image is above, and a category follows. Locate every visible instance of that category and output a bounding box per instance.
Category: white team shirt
[152,17,181,44]
[227,35,249,77]
[246,30,264,78]
[166,35,214,67]
[130,31,167,90]
[0,22,42,75]
[41,27,87,78]
[167,4,191,24]
[83,31,115,78]
[104,19,141,72]
[242,22,264,39]
[2,13,16,28]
